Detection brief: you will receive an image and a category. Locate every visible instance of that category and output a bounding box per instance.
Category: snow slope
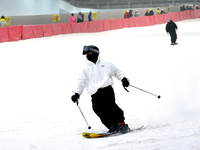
[0,19,200,150]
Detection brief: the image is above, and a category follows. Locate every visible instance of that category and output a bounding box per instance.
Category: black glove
[122,77,129,87]
[122,77,129,92]
[71,93,80,103]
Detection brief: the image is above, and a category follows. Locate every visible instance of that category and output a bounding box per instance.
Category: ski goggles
[83,46,99,55]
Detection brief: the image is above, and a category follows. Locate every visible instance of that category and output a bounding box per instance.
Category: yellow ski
[82,126,144,138]
[82,132,111,138]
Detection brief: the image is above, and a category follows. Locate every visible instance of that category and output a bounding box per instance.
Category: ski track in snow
[0,19,200,150]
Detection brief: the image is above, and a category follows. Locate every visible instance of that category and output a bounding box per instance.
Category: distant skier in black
[166,19,178,45]
[71,45,130,134]
[149,9,154,16]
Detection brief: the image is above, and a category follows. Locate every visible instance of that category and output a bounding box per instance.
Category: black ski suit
[166,20,178,44]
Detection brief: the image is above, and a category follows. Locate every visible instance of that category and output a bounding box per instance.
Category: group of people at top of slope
[124,10,140,18]
[180,4,200,11]
[70,11,92,24]
[145,8,166,16]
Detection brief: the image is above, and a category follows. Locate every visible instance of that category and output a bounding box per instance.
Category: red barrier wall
[43,24,54,37]
[115,19,125,29]
[98,20,106,32]
[34,25,44,38]
[71,23,82,33]
[88,21,98,32]
[1,10,200,44]
[22,25,34,40]
[63,24,72,34]
[110,19,119,30]
[123,19,130,28]
[53,24,64,35]
[81,22,89,33]
[0,27,9,43]
[141,16,150,26]
[194,10,200,18]
[8,25,22,42]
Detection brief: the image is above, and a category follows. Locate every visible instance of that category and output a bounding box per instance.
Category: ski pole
[130,85,161,99]
[76,102,91,129]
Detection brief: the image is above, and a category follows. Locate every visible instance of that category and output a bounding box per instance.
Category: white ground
[0,19,200,150]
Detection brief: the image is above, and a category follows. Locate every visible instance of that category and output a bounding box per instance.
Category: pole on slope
[77,102,91,129]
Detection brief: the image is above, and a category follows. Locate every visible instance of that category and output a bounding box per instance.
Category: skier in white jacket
[71,45,130,133]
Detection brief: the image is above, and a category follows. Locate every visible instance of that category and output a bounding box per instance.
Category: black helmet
[83,45,99,55]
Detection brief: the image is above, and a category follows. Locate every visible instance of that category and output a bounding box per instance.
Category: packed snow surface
[0,19,200,150]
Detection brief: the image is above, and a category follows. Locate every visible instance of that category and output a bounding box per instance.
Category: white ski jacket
[75,58,126,95]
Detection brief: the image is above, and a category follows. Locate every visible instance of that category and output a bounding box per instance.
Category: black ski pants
[169,32,177,44]
[91,86,125,129]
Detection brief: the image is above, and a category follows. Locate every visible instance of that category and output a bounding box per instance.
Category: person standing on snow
[77,12,84,23]
[129,10,133,17]
[160,9,166,14]
[124,11,130,18]
[88,11,92,22]
[149,9,154,16]
[157,8,160,15]
[71,45,130,134]
[166,19,178,45]
[0,16,7,27]
[69,14,76,24]
[134,10,139,17]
